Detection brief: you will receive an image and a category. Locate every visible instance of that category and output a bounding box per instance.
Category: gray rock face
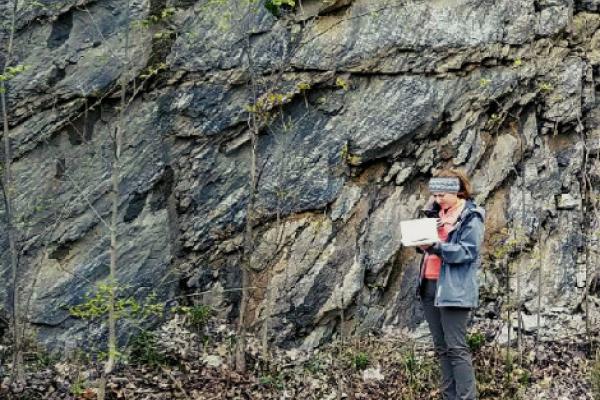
[292,0,571,72]
[0,0,598,351]
[167,0,277,73]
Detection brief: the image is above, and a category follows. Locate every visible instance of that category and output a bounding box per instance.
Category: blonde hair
[434,169,473,199]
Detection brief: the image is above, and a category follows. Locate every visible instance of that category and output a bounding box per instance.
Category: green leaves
[0,64,30,84]
[128,330,166,366]
[69,283,164,321]
[132,7,176,29]
[538,82,554,94]
[264,0,296,16]
[513,58,522,68]
[6,65,28,76]
[173,304,214,331]
[336,77,349,91]
[467,331,486,352]
[296,82,311,91]
[352,352,370,370]
[139,62,168,79]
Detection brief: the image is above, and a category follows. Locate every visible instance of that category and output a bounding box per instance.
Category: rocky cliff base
[0,314,596,399]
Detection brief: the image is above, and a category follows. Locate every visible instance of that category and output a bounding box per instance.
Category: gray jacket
[416,199,485,308]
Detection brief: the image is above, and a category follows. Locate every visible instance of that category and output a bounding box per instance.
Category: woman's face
[432,192,460,209]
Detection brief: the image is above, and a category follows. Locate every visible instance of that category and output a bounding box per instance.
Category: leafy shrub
[264,0,295,16]
[128,330,166,367]
[352,352,370,370]
[468,331,486,352]
[174,304,214,332]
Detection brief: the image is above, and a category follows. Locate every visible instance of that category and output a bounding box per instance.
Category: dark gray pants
[421,279,477,400]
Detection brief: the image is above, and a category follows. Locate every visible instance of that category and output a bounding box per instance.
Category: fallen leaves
[0,315,596,400]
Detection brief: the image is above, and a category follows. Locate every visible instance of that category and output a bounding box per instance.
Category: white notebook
[400,218,440,247]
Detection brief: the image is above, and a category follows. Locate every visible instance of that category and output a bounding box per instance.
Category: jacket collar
[458,199,485,222]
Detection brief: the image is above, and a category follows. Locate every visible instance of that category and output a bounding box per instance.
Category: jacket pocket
[439,264,468,303]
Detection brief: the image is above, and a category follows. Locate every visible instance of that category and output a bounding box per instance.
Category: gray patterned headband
[428,177,461,193]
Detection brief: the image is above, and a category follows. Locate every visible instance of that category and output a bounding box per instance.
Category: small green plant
[467,331,486,352]
[132,7,176,28]
[352,352,370,370]
[340,142,349,160]
[175,304,214,331]
[245,91,293,120]
[0,64,28,80]
[400,345,435,396]
[69,376,86,397]
[346,153,361,166]
[513,58,522,68]
[139,62,168,79]
[538,82,553,94]
[0,64,29,93]
[264,0,295,16]
[305,356,323,374]
[128,330,166,367]
[487,113,503,127]
[281,115,295,132]
[189,304,213,330]
[259,373,285,390]
[336,77,349,91]
[489,228,529,261]
[32,350,58,370]
[70,284,164,321]
[296,82,311,91]
[402,348,417,373]
[515,368,531,385]
[479,78,491,87]
[592,350,600,400]
[69,284,164,367]
[259,374,273,385]
[156,7,176,20]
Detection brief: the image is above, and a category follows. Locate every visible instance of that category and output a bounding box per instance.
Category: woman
[417,169,485,400]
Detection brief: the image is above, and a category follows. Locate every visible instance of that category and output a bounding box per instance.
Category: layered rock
[0,0,598,350]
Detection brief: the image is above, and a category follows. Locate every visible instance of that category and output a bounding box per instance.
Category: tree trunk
[236,114,257,371]
[1,0,25,386]
[99,2,130,398]
[505,257,512,374]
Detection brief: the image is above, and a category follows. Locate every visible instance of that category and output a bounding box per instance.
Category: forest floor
[0,313,597,399]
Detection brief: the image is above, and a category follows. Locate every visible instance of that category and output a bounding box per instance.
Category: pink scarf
[422,199,465,279]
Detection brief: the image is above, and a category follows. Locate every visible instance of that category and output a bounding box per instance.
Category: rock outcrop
[0,0,598,351]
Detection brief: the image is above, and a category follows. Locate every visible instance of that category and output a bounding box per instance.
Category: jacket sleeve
[435,216,484,264]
